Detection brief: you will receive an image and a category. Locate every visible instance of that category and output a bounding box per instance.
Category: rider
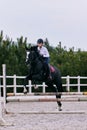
[37,38,52,80]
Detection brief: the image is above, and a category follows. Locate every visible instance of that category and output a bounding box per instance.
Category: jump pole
[24,98,87,102]
[35,98,87,102]
[7,92,87,96]
[0,100,8,126]
[2,64,6,112]
[0,64,13,126]
[0,100,13,126]
[7,96,87,102]
[19,110,86,114]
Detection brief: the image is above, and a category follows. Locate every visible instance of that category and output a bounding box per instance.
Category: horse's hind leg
[55,82,63,111]
[46,81,62,111]
[56,93,62,111]
[54,69,63,109]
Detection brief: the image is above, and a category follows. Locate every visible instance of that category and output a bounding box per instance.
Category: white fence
[0,64,87,98]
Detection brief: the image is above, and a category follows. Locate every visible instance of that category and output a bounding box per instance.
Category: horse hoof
[34,85,38,89]
[59,108,62,111]
[23,87,28,94]
[24,91,27,95]
[59,107,62,111]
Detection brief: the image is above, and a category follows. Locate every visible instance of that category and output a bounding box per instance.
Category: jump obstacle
[6,94,87,115]
[7,92,87,96]
[1,64,87,118]
[18,110,87,114]
[0,99,12,126]
[6,94,87,102]
[0,65,13,126]
[6,92,87,115]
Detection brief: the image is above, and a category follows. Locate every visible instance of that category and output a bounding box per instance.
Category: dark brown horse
[23,46,63,111]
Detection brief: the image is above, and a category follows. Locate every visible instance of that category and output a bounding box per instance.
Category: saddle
[49,65,55,73]
[43,64,55,80]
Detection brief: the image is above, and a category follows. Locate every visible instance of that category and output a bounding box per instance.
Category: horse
[23,46,63,111]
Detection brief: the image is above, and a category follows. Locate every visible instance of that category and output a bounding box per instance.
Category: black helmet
[37,38,43,44]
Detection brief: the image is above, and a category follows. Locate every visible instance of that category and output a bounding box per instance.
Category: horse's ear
[30,46,38,51]
[30,46,33,51]
[25,46,30,51]
[34,46,38,51]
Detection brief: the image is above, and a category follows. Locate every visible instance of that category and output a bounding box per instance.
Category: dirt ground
[0,96,87,130]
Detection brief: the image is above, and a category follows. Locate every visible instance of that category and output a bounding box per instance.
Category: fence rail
[0,75,87,95]
[0,64,87,99]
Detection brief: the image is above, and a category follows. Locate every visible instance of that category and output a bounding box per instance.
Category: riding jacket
[38,46,50,64]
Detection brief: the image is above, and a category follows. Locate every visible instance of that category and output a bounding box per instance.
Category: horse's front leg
[33,80,39,90]
[23,74,31,94]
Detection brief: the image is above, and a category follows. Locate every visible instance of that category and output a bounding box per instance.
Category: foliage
[0,31,87,78]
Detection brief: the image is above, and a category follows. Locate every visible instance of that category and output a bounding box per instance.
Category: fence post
[42,82,46,93]
[0,78,1,97]
[77,76,80,92]
[13,74,16,95]
[29,80,32,93]
[2,64,6,111]
[66,75,70,92]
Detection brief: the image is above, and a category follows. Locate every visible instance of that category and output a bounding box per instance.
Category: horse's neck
[31,59,43,73]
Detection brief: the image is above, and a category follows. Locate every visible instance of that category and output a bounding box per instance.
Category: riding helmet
[37,38,43,44]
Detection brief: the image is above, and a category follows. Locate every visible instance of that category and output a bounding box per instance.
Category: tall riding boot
[44,63,52,80]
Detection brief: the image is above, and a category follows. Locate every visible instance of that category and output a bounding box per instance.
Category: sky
[0,0,87,51]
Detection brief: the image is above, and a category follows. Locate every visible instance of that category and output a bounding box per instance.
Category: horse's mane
[30,46,43,60]
[26,45,38,52]
[26,45,43,62]
[30,46,38,52]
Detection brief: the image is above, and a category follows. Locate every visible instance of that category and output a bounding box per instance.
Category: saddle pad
[50,65,55,72]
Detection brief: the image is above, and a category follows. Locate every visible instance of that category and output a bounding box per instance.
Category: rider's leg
[43,63,52,79]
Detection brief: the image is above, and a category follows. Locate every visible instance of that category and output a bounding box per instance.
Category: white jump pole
[0,64,12,126]
[0,100,12,126]
[2,64,6,112]
[0,100,7,125]
[0,65,6,125]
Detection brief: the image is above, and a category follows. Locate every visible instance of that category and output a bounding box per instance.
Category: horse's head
[25,46,39,64]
